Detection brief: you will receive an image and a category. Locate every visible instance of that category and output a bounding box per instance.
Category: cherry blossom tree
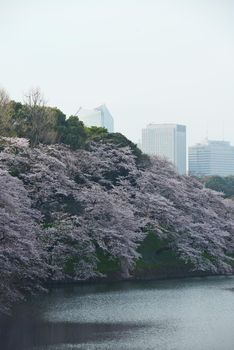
[0,169,46,314]
[0,137,234,314]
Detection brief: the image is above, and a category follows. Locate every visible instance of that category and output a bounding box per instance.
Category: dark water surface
[1,276,234,350]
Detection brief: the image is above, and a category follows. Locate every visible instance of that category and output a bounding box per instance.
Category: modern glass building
[78,104,114,133]
[141,124,186,175]
[189,140,234,177]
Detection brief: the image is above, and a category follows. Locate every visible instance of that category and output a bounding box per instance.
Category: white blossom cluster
[0,136,29,149]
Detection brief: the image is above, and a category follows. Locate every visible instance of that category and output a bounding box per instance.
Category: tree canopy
[0,137,234,314]
[0,88,147,164]
[1,87,234,315]
[204,175,234,199]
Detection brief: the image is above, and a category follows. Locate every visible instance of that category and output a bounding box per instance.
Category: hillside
[1,136,234,313]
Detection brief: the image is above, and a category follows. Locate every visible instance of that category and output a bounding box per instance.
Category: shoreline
[45,272,234,289]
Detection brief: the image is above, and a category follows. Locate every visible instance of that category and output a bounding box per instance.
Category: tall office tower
[141,124,186,175]
[189,140,234,177]
[78,104,114,133]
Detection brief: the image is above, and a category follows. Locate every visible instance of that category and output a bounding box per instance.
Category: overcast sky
[1,0,234,146]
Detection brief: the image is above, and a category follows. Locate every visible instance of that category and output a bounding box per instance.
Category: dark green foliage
[136,232,189,270]
[94,232,195,278]
[9,162,31,177]
[204,176,234,199]
[40,194,84,222]
[74,173,87,185]
[9,167,22,178]
[0,98,89,149]
[85,126,108,140]
[96,248,121,275]
[58,194,84,215]
[59,116,87,149]
[0,100,68,145]
[0,96,146,163]
[102,168,129,186]
[64,257,77,275]
[42,222,54,229]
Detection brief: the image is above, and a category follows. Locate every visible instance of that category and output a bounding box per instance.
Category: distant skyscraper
[78,104,114,133]
[189,140,234,177]
[141,124,186,175]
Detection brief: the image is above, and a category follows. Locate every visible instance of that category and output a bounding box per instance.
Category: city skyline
[1,84,234,147]
[1,81,234,150]
[1,0,234,147]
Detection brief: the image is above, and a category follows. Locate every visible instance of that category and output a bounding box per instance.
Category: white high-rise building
[78,104,114,133]
[141,124,186,175]
[189,140,234,177]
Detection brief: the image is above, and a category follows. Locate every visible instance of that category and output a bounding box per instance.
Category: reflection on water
[0,276,234,350]
[0,319,150,349]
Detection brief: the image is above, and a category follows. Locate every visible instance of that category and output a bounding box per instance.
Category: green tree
[23,88,51,145]
[205,175,234,199]
[0,88,11,136]
[85,126,108,140]
[60,116,87,149]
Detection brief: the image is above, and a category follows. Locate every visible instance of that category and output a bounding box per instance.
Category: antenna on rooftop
[74,106,82,116]
[222,122,224,141]
[205,121,209,141]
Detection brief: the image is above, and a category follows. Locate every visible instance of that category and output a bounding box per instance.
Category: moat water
[1,276,234,350]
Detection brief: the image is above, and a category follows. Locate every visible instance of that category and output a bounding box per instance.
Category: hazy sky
[1,0,234,146]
